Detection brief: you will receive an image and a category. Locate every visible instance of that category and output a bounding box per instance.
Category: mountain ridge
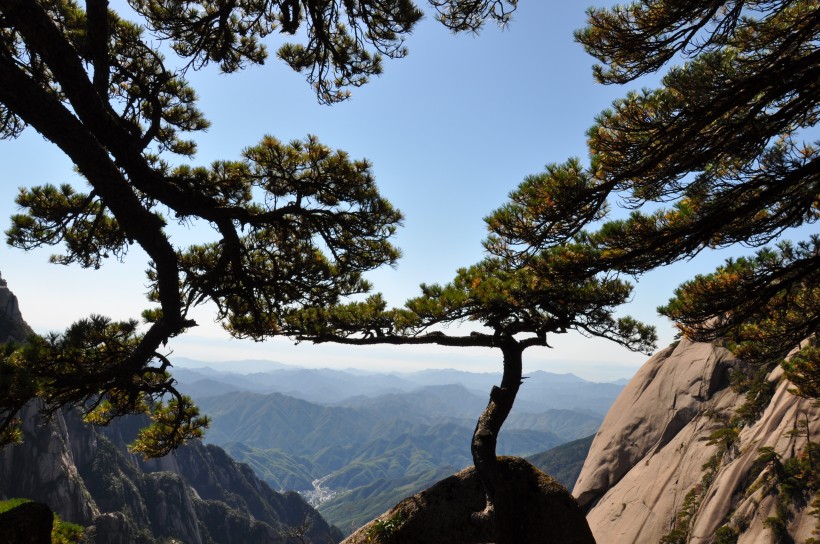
[0,401,343,543]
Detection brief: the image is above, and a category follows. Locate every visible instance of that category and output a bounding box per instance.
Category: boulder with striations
[574,338,819,543]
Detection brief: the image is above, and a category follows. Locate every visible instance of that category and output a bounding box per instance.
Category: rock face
[342,457,595,544]
[0,406,342,544]
[573,338,820,543]
[0,404,343,543]
[0,271,31,343]
[0,271,343,543]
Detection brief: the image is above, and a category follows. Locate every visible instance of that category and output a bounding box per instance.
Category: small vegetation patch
[365,512,407,542]
[755,436,819,542]
[714,525,739,544]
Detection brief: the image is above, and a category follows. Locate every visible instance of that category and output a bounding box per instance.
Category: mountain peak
[0,272,32,344]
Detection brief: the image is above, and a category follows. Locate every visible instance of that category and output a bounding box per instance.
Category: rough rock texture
[573,338,819,543]
[0,404,343,543]
[84,512,134,544]
[0,275,343,544]
[342,457,595,544]
[0,500,54,544]
[0,402,100,525]
[0,271,31,343]
[688,365,819,544]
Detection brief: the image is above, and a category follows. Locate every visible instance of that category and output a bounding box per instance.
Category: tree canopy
[281,1,820,532]
[282,160,657,538]
[483,0,819,392]
[577,0,820,392]
[0,0,518,455]
[0,0,816,517]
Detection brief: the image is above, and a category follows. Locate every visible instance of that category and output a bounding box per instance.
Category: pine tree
[0,0,516,456]
[574,0,819,395]
[490,1,819,395]
[283,171,657,541]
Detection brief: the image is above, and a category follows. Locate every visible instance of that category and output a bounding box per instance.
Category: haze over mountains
[171,359,620,532]
[171,357,624,414]
[0,277,615,540]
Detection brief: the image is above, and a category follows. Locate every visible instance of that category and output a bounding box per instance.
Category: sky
[0,2,807,382]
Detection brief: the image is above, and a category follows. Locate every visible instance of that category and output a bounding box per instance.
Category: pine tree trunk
[470,338,523,543]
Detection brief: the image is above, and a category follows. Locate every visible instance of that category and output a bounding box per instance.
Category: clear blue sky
[0,3,802,381]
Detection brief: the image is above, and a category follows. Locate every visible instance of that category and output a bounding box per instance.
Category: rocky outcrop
[0,403,99,525]
[0,403,343,543]
[0,273,343,543]
[573,338,819,543]
[84,512,134,544]
[0,500,53,544]
[0,271,31,343]
[342,457,595,544]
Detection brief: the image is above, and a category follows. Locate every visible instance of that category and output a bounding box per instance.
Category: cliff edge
[574,338,819,543]
[0,273,342,543]
[0,272,31,344]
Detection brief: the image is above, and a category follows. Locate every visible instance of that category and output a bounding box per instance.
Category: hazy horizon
[166,345,644,384]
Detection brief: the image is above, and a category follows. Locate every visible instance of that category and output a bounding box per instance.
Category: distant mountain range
[527,434,595,490]
[170,363,618,533]
[194,390,574,486]
[172,358,624,414]
[0,277,606,539]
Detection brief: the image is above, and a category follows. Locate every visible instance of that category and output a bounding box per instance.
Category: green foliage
[732,367,778,426]
[51,515,85,544]
[476,0,820,367]
[282,156,656,542]
[753,447,782,476]
[366,511,407,542]
[0,315,208,456]
[171,135,404,341]
[714,525,738,544]
[747,436,819,543]
[133,0,427,103]
[659,240,820,368]
[762,516,791,543]
[430,0,517,32]
[1,0,518,453]
[0,497,31,513]
[0,342,36,445]
[783,344,820,400]
[127,396,210,458]
[527,434,594,490]
[661,417,741,543]
[707,425,739,451]
[8,184,127,269]
[660,485,703,544]
[555,3,820,541]
[285,229,657,355]
[483,158,608,260]
[576,0,819,244]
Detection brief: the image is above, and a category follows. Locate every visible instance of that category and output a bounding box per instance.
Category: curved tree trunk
[470,338,523,542]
